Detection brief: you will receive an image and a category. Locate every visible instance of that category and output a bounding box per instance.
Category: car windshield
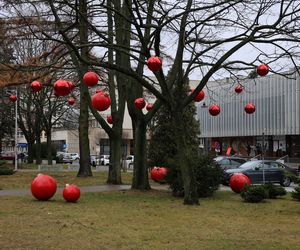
[239,161,261,170]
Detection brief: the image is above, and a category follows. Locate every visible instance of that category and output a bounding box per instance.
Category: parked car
[90,155,99,167]
[100,155,110,165]
[223,160,298,187]
[56,152,73,164]
[125,155,134,169]
[214,156,247,170]
[68,153,80,161]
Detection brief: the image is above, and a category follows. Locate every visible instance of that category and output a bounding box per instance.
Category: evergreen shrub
[263,183,286,199]
[240,185,266,203]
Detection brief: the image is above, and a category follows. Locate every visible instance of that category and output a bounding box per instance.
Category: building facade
[197,72,300,158]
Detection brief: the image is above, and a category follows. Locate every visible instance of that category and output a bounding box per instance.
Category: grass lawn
[0,190,299,249]
[0,171,134,189]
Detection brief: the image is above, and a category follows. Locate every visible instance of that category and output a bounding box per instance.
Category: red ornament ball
[192,89,205,102]
[209,104,221,116]
[68,97,76,105]
[257,64,269,76]
[107,115,113,124]
[229,173,251,193]
[9,95,17,102]
[63,184,81,203]
[54,79,71,97]
[147,56,162,72]
[244,103,256,114]
[235,85,243,94]
[91,93,111,111]
[146,103,153,111]
[31,81,42,92]
[150,167,168,182]
[135,98,146,110]
[83,71,99,87]
[67,81,75,91]
[31,174,57,201]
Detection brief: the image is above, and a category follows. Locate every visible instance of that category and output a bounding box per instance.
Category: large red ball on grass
[229,173,251,193]
[31,174,57,201]
[63,184,81,202]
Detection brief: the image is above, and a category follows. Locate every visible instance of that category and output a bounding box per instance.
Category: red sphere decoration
[107,115,113,124]
[134,98,146,110]
[209,104,221,116]
[9,95,17,102]
[91,93,111,111]
[147,56,162,72]
[150,167,168,182]
[244,103,256,114]
[83,71,99,87]
[54,79,71,97]
[229,173,251,193]
[67,81,75,91]
[257,64,269,76]
[68,97,76,105]
[63,184,81,203]
[146,103,153,111]
[192,89,205,102]
[31,81,42,92]
[31,174,57,201]
[235,85,243,94]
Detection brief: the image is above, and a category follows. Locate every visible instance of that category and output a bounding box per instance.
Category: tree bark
[77,0,92,177]
[107,131,122,184]
[46,131,52,165]
[27,140,34,163]
[35,135,42,165]
[131,119,150,190]
[173,110,199,205]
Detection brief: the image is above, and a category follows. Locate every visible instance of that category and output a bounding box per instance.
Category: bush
[166,154,223,198]
[0,166,14,175]
[240,185,266,203]
[0,160,5,166]
[263,183,287,199]
[291,186,300,201]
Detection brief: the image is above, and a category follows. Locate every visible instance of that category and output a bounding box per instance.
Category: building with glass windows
[197,72,300,159]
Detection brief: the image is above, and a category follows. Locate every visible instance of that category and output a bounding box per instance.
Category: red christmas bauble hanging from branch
[209,104,220,116]
[244,103,256,114]
[147,56,162,72]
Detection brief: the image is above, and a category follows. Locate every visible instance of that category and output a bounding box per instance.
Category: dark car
[223,160,297,187]
[214,156,247,170]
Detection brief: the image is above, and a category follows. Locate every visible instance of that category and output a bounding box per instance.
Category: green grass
[0,171,134,189]
[0,191,299,249]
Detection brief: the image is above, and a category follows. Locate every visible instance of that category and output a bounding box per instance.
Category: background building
[197,72,300,159]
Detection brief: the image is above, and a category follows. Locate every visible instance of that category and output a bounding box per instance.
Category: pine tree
[148,80,200,168]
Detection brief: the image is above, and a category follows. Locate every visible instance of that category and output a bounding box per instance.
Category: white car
[125,155,134,169]
[100,155,110,165]
[68,153,80,161]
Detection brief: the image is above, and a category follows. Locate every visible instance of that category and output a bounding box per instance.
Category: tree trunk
[173,110,199,205]
[27,140,34,163]
[107,131,122,184]
[132,119,151,190]
[77,0,92,177]
[46,131,52,165]
[35,134,42,165]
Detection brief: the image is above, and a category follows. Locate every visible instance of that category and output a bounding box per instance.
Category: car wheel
[280,176,291,187]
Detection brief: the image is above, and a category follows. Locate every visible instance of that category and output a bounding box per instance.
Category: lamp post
[14,88,18,171]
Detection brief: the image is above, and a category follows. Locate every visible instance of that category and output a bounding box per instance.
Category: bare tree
[3,0,300,204]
